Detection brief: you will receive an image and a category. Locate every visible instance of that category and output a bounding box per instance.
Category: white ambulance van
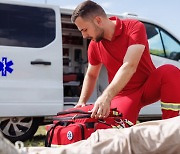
[0,1,179,142]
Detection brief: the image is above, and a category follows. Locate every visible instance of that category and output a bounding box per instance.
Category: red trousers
[111,64,180,124]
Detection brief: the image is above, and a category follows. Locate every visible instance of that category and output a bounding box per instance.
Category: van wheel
[0,117,43,142]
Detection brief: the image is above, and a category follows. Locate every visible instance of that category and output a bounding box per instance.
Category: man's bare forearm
[102,62,136,101]
[102,45,145,101]
[78,63,102,104]
[78,74,97,104]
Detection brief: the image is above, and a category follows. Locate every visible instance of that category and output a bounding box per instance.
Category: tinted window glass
[160,30,180,61]
[144,23,165,57]
[144,23,180,61]
[0,3,55,48]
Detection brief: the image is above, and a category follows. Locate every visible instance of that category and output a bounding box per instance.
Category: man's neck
[103,20,116,41]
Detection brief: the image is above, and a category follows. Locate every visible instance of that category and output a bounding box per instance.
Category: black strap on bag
[45,121,72,147]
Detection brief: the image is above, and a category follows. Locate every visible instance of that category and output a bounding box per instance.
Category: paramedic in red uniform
[71,1,180,124]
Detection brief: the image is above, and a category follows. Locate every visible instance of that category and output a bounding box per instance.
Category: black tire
[0,117,43,142]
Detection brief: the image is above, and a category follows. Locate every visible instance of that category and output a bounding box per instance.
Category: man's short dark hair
[71,0,107,23]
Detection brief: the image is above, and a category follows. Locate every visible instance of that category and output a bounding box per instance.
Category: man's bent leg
[142,64,180,119]
[160,65,180,118]
[111,90,142,124]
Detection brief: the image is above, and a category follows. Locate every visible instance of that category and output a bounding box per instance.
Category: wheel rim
[0,117,33,137]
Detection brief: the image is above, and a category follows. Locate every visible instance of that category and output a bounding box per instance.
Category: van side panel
[0,1,63,117]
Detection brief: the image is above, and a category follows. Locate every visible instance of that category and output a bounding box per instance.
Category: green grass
[24,126,47,147]
[150,49,164,56]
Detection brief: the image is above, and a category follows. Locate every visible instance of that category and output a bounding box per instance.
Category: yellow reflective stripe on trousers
[161,102,180,111]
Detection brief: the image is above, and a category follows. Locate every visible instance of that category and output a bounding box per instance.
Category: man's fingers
[81,104,86,107]
[99,108,109,118]
[104,109,110,118]
[96,107,103,116]
[95,107,108,119]
[74,104,81,108]
[91,105,98,118]
[91,105,110,119]
[102,108,107,117]
[74,103,85,108]
[97,108,105,118]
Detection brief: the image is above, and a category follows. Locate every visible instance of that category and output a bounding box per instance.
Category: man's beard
[94,26,104,42]
[95,34,103,42]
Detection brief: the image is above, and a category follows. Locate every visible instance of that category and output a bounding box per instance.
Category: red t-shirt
[88,16,156,94]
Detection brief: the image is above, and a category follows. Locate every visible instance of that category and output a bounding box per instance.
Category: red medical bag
[45,105,133,147]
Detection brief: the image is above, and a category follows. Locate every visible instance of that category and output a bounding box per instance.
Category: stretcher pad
[19,116,180,154]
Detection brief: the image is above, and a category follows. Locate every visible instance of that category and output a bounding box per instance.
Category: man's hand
[91,94,111,119]
[74,102,86,108]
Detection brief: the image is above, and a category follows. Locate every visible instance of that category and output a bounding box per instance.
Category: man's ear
[94,16,103,26]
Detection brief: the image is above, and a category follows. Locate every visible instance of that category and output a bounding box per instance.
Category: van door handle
[31,60,51,65]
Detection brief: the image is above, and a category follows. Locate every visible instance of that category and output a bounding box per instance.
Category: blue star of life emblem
[0,57,14,76]
[67,131,73,140]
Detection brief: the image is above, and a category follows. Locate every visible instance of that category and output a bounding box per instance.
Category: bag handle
[57,108,122,117]
[53,113,91,121]
[57,109,92,116]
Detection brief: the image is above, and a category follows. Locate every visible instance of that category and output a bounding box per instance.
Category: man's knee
[157,64,180,82]
[159,64,180,103]
[158,64,179,74]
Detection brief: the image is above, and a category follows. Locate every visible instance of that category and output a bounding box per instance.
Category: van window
[160,30,180,60]
[144,23,165,57]
[144,23,180,61]
[0,3,55,48]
